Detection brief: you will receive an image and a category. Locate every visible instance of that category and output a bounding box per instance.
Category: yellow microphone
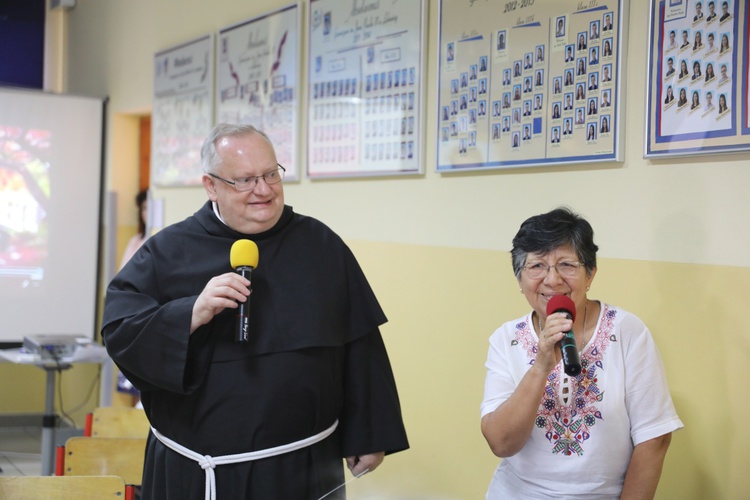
[230,239,259,342]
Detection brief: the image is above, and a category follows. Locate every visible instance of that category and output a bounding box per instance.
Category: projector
[23,335,89,360]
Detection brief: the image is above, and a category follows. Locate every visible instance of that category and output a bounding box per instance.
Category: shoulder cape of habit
[104,202,387,360]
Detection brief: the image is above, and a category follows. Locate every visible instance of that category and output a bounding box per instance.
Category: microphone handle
[235,266,253,342]
[558,311,582,377]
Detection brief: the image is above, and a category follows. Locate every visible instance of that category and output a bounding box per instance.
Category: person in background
[102,123,409,499]
[119,190,148,268]
[115,189,148,407]
[480,208,683,499]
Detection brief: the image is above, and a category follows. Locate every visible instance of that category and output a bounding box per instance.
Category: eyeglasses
[208,164,286,192]
[522,261,584,279]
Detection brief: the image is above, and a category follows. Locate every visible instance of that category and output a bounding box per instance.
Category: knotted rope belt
[150,419,338,500]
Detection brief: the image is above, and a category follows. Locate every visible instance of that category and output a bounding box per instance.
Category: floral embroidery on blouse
[514,306,618,456]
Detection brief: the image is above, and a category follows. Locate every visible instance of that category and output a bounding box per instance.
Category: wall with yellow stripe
[344,240,748,498]
[0,0,747,497]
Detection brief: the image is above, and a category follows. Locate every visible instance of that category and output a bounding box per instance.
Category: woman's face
[667,87,673,97]
[681,61,688,72]
[693,92,699,104]
[720,95,726,106]
[722,35,729,47]
[680,89,687,99]
[694,62,700,72]
[517,245,596,321]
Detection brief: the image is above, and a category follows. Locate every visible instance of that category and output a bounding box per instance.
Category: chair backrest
[91,406,150,438]
[0,475,126,499]
[64,436,147,486]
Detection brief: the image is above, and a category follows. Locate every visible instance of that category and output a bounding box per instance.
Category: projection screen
[0,87,105,345]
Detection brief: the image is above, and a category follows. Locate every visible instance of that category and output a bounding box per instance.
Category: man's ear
[203,174,218,202]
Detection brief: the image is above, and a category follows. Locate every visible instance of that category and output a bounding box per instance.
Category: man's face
[203,132,285,235]
[683,32,688,42]
[670,32,676,43]
[668,59,674,69]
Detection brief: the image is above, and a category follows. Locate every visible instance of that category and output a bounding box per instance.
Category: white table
[0,344,111,475]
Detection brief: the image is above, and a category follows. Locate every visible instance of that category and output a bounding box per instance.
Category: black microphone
[230,239,259,342]
[546,295,582,376]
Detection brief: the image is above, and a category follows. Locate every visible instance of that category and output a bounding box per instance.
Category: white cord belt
[150,419,338,500]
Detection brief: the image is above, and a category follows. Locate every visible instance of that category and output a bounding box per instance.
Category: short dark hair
[511,207,599,279]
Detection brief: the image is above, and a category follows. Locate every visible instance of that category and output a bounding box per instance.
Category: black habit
[102,202,409,499]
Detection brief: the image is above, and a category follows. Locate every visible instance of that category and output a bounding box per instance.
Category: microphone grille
[230,239,259,269]
[546,295,576,320]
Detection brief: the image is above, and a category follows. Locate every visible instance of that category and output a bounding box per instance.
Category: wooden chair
[63,436,147,486]
[0,475,126,499]
[86,406,150,438]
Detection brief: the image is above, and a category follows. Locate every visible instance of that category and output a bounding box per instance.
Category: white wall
[64,0,750,269]
[50,2,750,497]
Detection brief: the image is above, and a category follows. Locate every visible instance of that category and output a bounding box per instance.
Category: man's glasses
[208,164,286,192]
[522,261,584,279]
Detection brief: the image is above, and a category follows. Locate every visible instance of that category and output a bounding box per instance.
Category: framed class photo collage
[437,0,628,171]
[645,0,750,157]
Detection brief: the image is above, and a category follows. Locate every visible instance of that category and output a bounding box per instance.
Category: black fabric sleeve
[102,244,214,395]
[339,329,409,457]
